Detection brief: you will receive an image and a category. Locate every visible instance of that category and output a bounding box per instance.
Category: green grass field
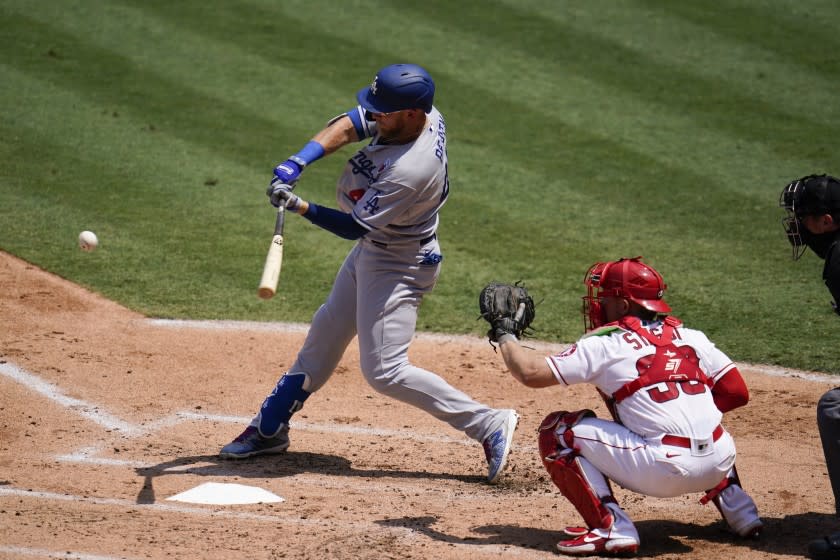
[2,0,838,372]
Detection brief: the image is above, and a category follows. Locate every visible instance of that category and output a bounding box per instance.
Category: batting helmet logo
[370,76,378,95]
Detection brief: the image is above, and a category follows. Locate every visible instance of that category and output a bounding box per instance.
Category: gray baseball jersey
[280,106,507,443]
[336,107,449,245]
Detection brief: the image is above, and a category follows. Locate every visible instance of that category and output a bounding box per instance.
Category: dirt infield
[0,249,837,560]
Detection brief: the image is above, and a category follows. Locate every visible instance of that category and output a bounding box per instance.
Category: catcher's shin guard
[257,372,312,437]
[701,466,762,538]
[538,410,616,531]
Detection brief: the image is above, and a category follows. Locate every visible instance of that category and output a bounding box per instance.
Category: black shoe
[808,532,840,560]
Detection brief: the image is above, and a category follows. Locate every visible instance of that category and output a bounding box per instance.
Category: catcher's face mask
[582,262,608,331]
[582,257,670,331]
[779,179,808,260]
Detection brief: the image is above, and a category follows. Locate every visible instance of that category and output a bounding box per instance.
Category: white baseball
[78,230,99,252]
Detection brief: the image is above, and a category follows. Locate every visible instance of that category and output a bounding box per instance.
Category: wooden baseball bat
[257,204,286,299]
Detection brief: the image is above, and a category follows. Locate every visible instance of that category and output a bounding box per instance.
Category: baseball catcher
[478,281,536,343]
[480,257,762,556]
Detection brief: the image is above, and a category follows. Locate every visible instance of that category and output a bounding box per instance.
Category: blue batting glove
[273,158,303,184]
[266,180,301,211]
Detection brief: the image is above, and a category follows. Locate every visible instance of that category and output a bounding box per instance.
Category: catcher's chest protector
[612,316,712,404]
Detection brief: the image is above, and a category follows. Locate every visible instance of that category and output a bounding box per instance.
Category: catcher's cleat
[562,526,590,537]
[732,518,763,540]
[483,410,519,483]
[711,483,763,539]
[555,530,639,557]
[219,425,289,459]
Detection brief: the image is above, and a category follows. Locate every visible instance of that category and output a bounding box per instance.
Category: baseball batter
[220,63,519,483]
[483,257,762,556]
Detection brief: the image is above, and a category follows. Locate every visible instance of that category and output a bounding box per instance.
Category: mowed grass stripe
[393,0,832,172]
[640,0,840,79]
[506,0,840,128]
[0,66,349,319]
[0,0,804,272]
[1,8,312,170]
[213,1,833,341]
[1,0,377,211]
[90,3,820,217]
[113,0,394,114]
[257,0,834,193]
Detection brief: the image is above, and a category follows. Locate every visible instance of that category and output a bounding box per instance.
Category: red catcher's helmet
[582,256,671,330]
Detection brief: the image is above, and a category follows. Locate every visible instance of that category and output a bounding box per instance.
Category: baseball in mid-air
[78,230,99,252]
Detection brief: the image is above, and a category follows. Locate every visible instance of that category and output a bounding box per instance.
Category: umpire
[779,173,840,314]
[779,174,840,559]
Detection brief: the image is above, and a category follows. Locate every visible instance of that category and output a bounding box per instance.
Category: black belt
[369,233,436,249]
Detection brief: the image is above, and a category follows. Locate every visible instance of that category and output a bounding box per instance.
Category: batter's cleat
[555,530,639,557]
[219,425,289,459]
[483,410,519,484]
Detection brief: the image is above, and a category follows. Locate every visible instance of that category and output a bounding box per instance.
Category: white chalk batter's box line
[0,353,724,560]
[54,412,486,470]
[1,359,546,506]
[1,318,823,559]
[1,314,834,469]
[0,544,135,560]
[0,361,506,470]
[2,314,832,468]
[0,361,548,558]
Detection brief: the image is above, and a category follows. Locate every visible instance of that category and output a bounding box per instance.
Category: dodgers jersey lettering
[546,320,736,440]
[336,107,449,245]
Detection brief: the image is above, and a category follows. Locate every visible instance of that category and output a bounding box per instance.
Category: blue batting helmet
[356,63,435,114]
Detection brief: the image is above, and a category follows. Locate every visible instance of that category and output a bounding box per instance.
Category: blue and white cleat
[219,425,290,459]
[483,410,519,483]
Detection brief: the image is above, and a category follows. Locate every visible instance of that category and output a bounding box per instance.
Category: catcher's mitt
[478,281,536,343]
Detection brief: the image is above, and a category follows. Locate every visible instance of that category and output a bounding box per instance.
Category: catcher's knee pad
[538,409,596,459]
[257,372,312,437]
[538,410,613,530]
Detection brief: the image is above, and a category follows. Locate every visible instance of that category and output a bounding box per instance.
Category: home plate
[166,482,284,505]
